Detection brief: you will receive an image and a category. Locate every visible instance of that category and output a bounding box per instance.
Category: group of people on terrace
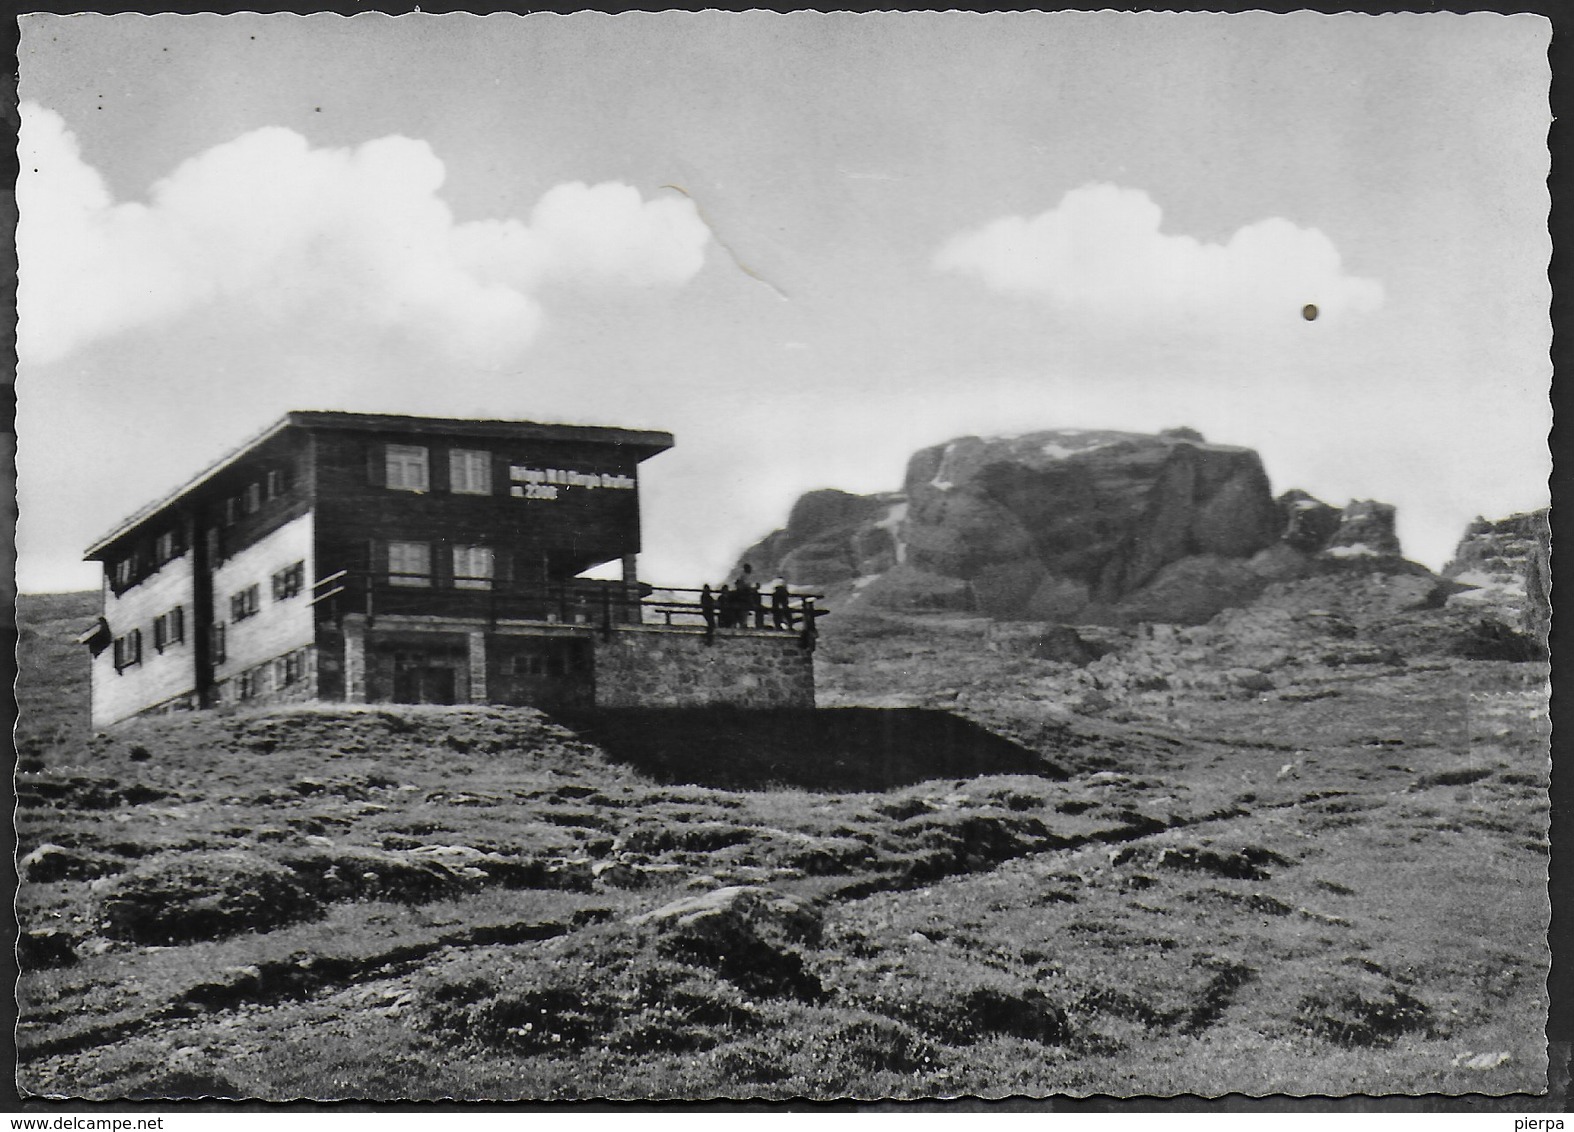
[699,563,796,631]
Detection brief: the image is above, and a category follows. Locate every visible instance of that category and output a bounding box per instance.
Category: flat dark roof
[85,410,675,560]
[284,410,674,452]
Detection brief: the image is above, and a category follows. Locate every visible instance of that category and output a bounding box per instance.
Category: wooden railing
[310,572,825,641]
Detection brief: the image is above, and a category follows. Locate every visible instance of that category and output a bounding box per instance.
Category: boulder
[1021,574,1097,621]
[849,561,974,613]
[1114,555,1269,626]
[734,490,904,586]
[785,489,890,545]
[630,884,822,945]
[778,542,860,586]
[1322,500,1403,559]
[18,928,79,969]
[901,431,1280,597]
[98,850,323,944]
[19,842,122,883]
[736,427,1413,624]
[1442,509,1551,641]
[1446,618,1545,662]
[971,560,1051,618]
[985,622,1101,665]
[1247,542,1318,581]
[1277,489,1344,552]
[632,886,824,1001]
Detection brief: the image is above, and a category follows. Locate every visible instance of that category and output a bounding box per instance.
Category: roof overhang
[287,410,675,458]
[84,416,293,561]
[84,410,675,561]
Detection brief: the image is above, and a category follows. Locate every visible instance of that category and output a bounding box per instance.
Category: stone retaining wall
[592,627,814,709]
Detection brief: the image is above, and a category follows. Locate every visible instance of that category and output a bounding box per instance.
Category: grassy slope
[12,582,1550,1101]
[15,590,97,754]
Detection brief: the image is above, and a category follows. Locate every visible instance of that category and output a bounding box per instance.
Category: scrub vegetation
[14,580,1549,1100]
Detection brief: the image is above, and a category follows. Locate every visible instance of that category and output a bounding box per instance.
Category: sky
[16,11,1552,592]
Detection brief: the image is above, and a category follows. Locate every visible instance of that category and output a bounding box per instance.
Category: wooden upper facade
[87,411,673,580]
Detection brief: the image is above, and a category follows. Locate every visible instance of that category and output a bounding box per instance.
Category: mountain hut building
[79,411,817,729]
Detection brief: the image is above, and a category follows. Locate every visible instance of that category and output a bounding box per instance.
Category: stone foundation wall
[125,690,201,724]
[592,627,815,709]
[213,645,320,710]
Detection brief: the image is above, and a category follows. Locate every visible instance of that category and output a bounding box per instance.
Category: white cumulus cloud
[935,183,1383,328]
[17,104,711,367]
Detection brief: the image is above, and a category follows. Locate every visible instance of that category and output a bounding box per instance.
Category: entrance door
[392,651,460,705]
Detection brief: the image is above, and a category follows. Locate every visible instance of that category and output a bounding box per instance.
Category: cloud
[935,183,1383,329]
[453,182,710,292]
[17,104,710,367]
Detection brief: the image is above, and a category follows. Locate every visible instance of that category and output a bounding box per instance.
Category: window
[385,445,430,492]
[276,649,305,688]
[388,541,432,587]
[452,545,494,590]
[237,668,260,701]
[230,584,260,622]
[211,622,227,664]
[272,561,305,600]
[243,483,263,514]
[503,650,573,677]
[113,629,142,672]
[206,527,224,564]
[449,449,492,495]
[266,469,286,499]
[112,556,136,590]
[503,653,545,677]
[224,497,239,526]
[153,606,184,652]
[154,529,184,564]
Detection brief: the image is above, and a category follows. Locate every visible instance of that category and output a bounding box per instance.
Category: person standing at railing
[700,584,717,635]
[734,563,762,629]
[742,563,768,632]
[717,583,736,629]
[771,581,793,630]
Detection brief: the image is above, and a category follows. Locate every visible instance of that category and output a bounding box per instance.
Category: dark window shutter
[366,444,386,487]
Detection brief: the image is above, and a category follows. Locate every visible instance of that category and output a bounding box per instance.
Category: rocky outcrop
[1322,500,1403,559]
[737,428,1414,625]
[738,489,905,587]
[1441,509,1551,641]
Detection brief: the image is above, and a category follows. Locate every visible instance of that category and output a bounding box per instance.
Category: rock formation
[736,428,1418,625]
[1441,509,1551,641]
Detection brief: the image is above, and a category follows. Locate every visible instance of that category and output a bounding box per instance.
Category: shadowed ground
[551,706,1067,791]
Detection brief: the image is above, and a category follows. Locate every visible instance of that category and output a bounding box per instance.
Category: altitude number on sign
[510,483,560,500]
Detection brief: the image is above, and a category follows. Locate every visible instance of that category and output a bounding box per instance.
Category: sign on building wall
[508,466,636,501]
